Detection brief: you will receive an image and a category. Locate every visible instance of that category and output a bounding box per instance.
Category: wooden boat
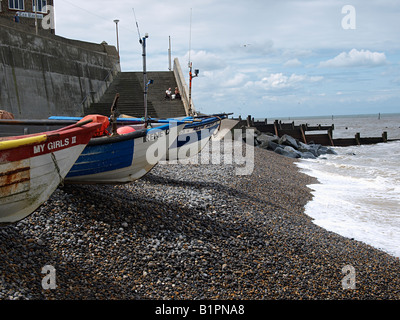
[49,114,228,161]
[117,114,228,160]
[64,118,185,184]
[0,120,101,224]
[1,115,185,185]
[165,114,227,160]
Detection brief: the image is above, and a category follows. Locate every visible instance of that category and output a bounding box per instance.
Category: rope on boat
[213,116,223,137]
[51,153,64,187]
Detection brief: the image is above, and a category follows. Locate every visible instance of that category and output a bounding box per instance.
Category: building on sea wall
[0,0,54,33]
[0,14,120,119]
[0,1,188,119]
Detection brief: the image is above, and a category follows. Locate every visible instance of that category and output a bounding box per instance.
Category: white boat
[163,115,225,160]
[64,120,185,184]
[0,120,101,224]
[111,114,228,161]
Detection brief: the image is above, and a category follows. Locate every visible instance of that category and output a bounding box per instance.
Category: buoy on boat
[78,114,110,137]
[117,126,136,135]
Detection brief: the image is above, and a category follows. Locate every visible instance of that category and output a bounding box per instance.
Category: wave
[297,141,400,258]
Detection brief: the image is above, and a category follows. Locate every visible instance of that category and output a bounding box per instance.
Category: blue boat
[50,114,228,161]
[116,114,228,161]
[63,120,185,184]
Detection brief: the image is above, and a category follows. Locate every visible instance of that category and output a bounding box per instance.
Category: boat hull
[0,123,100,224]
[166,118,221,160]
[107,116,224,160]
[65,123,184,184]
[47,115,224,160]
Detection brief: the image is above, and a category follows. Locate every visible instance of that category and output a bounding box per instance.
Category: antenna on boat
[188,8,198,117]
[133,8,151,127]
[110,93,120,136]
[188,8,192,68]
[132,8,141,41]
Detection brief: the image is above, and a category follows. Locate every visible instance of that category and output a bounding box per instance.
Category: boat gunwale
[0,122,102,152]
[87,123,174,146]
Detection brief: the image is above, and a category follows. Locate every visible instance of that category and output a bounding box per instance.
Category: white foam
[297,141,400,258]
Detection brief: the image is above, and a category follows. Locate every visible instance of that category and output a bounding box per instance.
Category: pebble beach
[1,141,400,300]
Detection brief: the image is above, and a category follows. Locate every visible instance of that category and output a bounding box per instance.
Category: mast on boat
[188,8,199,117]
[140,33,149,126]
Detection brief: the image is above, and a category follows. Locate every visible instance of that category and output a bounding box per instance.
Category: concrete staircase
[84,71,187,118]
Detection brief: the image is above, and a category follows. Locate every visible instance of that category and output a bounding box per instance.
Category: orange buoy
[78,115,110,137]
[117,126,136,135]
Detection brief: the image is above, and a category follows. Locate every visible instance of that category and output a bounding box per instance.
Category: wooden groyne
[234,115,397,147]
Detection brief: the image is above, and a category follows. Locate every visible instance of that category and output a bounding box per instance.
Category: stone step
[84,71,186,118]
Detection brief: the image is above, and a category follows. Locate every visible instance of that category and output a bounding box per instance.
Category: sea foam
[297,140,400,258]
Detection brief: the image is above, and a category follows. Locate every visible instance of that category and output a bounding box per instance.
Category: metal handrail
[79,69,117,113]
[173,58,195,116]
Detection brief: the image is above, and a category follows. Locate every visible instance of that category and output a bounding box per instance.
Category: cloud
[221,73,248,88]
[52,0,400,118]
[183,50,227,71]
[229,40,275,56]
[246,73,323,91]
[284,58,302,67]
[202,69,248,89]
[319,49,387,68]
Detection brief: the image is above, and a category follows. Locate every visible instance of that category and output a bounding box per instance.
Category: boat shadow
[0,167,292,299]
[141,172,286,213]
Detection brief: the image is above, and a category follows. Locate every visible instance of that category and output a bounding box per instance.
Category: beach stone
[279,134,299,149]
[307,144,322,157]
[297,141,312,152]
[284,146,302,157]
[299,151,317,159]
[267,141,280,151]
[256,133,279,148]
[274,146,301,158]
[326,148,337,155]
[317,146,330,155]
[0,141,399,300]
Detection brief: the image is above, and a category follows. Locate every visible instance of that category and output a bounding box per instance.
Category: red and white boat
[0,120,101,225]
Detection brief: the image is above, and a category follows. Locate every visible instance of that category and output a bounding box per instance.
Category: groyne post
[273,120,279,137]
[300,124,307,144]
[355,132,361,145]
[328,128,334,146]
[382,131,388,143]
[246,115,252,127]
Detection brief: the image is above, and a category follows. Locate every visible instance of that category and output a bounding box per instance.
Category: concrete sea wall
[0,19,120,119]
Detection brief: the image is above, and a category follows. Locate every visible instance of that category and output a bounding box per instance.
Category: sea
[277,113,400,258]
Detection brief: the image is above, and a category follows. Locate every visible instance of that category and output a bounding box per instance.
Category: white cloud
[248,73,296,90]
[222,73,248,88]
[246,73,323,91]
[52,0,400,117]
[229,40,275,56]
[284,58,302,67]
[183,50,227,71]
[201,69,247,88]
[319,49,387,68]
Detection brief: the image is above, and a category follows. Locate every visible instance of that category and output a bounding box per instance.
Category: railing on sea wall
[173,58,194,116]
[79,67,120,115]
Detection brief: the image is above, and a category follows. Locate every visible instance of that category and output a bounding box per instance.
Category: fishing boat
[1,114,185,185]
[158,114,228,160]
[49,114,228,161]
[63,115,185,184]
[115,114,229,161]
[0,120,101,224]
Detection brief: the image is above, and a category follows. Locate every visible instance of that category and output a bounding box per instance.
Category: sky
[53,0,400,118]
